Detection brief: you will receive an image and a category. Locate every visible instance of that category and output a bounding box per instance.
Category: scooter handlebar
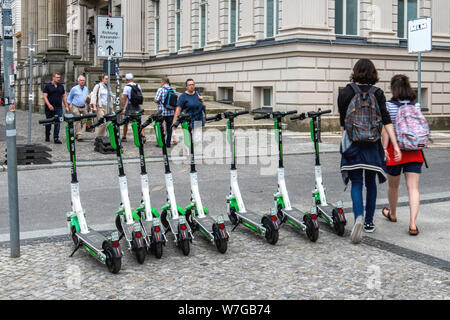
[254,114,269,121]
[290,109,331,121]
[39,115,62,125]
[205,114,222,122]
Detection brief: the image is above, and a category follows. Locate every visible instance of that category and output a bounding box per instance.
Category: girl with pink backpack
[381,74,427,235]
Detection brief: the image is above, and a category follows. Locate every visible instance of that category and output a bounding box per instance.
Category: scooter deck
[281,207,307,226]
[194,215,217,232]
[317,204,335,215]
[76,230,107,251]
[238,210,264,227]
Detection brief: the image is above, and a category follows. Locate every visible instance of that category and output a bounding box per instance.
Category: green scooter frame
[206,111,280,245]
[174,113,229,253]
[122,110,167,259]
[291,109,346,236]
[253,109,319,242]
[145,112,194,256]
[39,113,122,274]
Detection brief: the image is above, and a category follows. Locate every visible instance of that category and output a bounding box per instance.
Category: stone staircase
[133,75,283,131]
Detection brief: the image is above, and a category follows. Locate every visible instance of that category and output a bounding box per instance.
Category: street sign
[408,17,432,54]
[96,16,123,58]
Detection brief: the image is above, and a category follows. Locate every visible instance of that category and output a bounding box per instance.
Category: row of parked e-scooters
[39,107,346,274]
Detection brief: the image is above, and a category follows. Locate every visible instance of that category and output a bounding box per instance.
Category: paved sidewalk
[1,216,448,300]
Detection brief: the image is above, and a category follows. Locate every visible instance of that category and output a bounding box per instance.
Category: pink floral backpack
[393,101,429,150]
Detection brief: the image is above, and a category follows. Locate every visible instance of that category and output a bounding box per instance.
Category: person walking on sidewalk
[67,75,90,141]
[43,72,70,144]
[121,73,143,142]
[338,59,402,244]
[172,79,205,129]
[154,76,178,148]
[90,74,114,137]
[381,75,425,236]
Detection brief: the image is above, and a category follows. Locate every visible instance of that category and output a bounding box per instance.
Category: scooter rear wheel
[153,242,163,259]
[262,218,279,245]
[135,247,146,264]
[304,215,319,242]
[215,238,228,254]
[180,239,190,256]
[332,210,346,236]
[104,243,121,274]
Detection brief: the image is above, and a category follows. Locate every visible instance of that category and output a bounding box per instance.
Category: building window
[262,88,272,108]
[229,0,239,43]
[397,0,418,38]
[265,0,279,38]
[176,0,181,51]
[335,0,359,36]
[154,1,160,54]
[200,0,208,48]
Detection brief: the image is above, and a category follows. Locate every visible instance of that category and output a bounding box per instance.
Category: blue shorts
[386,162,423,176]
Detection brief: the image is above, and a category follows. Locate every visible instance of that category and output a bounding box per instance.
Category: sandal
[409,226,419,236]
[381,207,397,222]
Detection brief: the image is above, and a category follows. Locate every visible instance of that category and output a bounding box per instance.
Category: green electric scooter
[290,109,346,236]
[39,113,122,274]
[92,110,149,263]
[144,112,194,256]
[120,110,167,259]
[253,109,320,242]
[173,113,229,253]
[206,111,280,245]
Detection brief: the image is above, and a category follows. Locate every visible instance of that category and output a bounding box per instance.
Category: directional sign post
[97,15,123,113]
[408,17,432,108]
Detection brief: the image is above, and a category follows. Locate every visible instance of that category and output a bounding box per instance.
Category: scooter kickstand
[231,221,240,232]
[69,243,81,258]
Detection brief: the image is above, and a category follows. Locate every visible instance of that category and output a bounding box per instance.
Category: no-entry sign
[96,16,124,58]
[408,17,432,54]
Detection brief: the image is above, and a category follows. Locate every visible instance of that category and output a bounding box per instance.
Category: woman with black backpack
[338,59,402,244]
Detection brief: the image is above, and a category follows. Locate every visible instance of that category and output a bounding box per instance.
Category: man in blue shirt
[43,72,70,144]
[67,75,90,141]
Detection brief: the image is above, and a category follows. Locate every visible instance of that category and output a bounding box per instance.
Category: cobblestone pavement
[1,222,448,300]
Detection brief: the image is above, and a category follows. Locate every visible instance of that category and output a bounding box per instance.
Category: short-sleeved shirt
[337,83,392,127]
[122,82,142,107]
[154,84,176,117]
[43,82,65,109]
[177,91,204,122]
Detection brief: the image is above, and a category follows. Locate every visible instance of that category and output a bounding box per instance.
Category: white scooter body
[229,169,246,213]
[165,172,179,220]
[140,173,153,221]
[190,172,205,217]
[70,182,89,234]
[314,165,328,206]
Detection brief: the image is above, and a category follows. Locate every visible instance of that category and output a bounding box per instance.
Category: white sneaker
[351,216,363,244]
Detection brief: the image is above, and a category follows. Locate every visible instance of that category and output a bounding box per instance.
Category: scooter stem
[119,176,134,224]
[190,172,205,218]
[71,182,89,234]
[230,169,246,213]
[140,173,153,221]
[277,168,292,210]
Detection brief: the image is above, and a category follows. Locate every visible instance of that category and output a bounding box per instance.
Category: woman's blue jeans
[348,169,377,223]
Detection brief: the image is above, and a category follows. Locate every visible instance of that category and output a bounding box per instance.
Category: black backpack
[163,88,178,110]
[127,84,143,106]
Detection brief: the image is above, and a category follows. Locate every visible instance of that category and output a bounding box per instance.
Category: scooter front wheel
[215,238,228,254]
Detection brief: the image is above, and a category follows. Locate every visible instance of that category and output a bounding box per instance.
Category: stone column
[204,0,222,51]
[37,0,49,54]
[276,0,333,41]
[236,0,256,47]
[47,0,68,52]
[123,0,145,58]
[20,0,28,63]
[179,0,193,54]
[157,0,170,57]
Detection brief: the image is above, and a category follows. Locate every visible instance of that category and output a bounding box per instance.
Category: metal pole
[28,28,34,145]
[2,0,20,258]
[107,57,111,114]
[417,52,422,107]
